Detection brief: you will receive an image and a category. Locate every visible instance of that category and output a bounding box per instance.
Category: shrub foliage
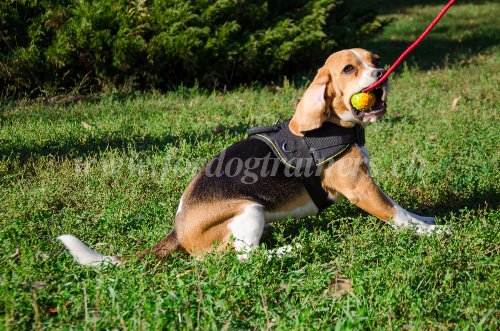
[0,0,387,97]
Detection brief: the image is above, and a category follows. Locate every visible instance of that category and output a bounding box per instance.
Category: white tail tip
[57,234,121,267]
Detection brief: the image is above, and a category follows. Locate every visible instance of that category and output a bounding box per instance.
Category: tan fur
[265,188,317,221]
[269,188,312,215]
[321,146,396,221]
[290,67,333,135]
[175,199,252,254]
[290,48,383,134]
[144,232,180,258]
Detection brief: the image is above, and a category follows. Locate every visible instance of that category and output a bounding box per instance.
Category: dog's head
[290,48,389,135]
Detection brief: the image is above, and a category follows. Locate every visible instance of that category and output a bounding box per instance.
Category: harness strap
[277,123,333,211]
[301,172,334,212]
[247,125,279,136]
[355,125,365,145]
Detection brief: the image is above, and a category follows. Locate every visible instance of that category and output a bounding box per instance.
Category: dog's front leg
[323,146,441,234]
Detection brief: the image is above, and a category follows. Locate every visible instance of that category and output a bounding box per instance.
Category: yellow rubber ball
[351,91,376,111]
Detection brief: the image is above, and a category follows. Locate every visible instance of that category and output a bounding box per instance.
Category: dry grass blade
[450,96,461,111]
[10,247,20,260]
[81,121,93,130]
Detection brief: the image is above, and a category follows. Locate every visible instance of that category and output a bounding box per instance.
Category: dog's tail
[136,230,180,259]
[57,235,122,267]
[58,231,180,266]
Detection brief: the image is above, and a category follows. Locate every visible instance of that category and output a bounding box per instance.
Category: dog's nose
[371,69,386,78]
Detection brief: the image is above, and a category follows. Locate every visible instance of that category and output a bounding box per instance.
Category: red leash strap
[362,0,456,92]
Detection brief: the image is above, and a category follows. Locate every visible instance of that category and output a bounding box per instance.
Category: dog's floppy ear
[289,67,333,135]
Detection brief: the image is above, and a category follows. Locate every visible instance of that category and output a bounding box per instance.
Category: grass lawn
[1,1,499,329]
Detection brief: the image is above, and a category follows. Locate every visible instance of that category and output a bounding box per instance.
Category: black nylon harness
[248,119,365,211]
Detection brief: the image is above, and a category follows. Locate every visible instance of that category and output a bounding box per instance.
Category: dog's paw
[416,215,436,226]
[393,206,436,227]
[414,224,452,236]
[236,252,250,262]
[267,243,303,259]
[392,206,451,236]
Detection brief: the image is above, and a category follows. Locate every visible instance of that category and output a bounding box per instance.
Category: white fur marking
[176,194,184,215]
[390,202,448,235]
[337,111,356,122]
[57,235,121,267]
[328,191,342,202]
[350,49,370,69]
[350,49,378,91]
[227,204,266,261]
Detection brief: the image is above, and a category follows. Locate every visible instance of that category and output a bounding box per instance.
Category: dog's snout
[371,69,385,78]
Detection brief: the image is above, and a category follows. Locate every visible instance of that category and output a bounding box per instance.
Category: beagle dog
[59,48,443,266]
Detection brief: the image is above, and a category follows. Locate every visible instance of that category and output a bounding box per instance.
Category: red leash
[363,0,456,92]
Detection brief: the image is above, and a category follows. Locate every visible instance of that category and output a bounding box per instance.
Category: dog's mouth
[350,83,388,122]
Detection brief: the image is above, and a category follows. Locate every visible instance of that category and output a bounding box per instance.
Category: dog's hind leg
[227,203,266,261]
[173,200,266,259]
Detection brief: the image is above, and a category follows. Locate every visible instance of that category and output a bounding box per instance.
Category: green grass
[1,1,499,329]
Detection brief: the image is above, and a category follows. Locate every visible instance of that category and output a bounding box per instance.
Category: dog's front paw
[416,215,436,226]
[392,206,451,236]
[267,243,303,260]
[414,224,451,236]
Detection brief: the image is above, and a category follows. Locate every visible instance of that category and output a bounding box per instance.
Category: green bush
[0,0,387,97]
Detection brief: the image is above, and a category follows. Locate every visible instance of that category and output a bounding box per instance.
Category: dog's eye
[372,58,381,67]
[342,65,355,74]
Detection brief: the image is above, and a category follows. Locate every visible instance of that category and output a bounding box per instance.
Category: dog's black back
[188,139,305,210]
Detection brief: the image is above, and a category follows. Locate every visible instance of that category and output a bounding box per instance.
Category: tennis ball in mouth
[351,91,376,111]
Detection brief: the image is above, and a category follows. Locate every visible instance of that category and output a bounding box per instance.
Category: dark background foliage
[0,0,387,97]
